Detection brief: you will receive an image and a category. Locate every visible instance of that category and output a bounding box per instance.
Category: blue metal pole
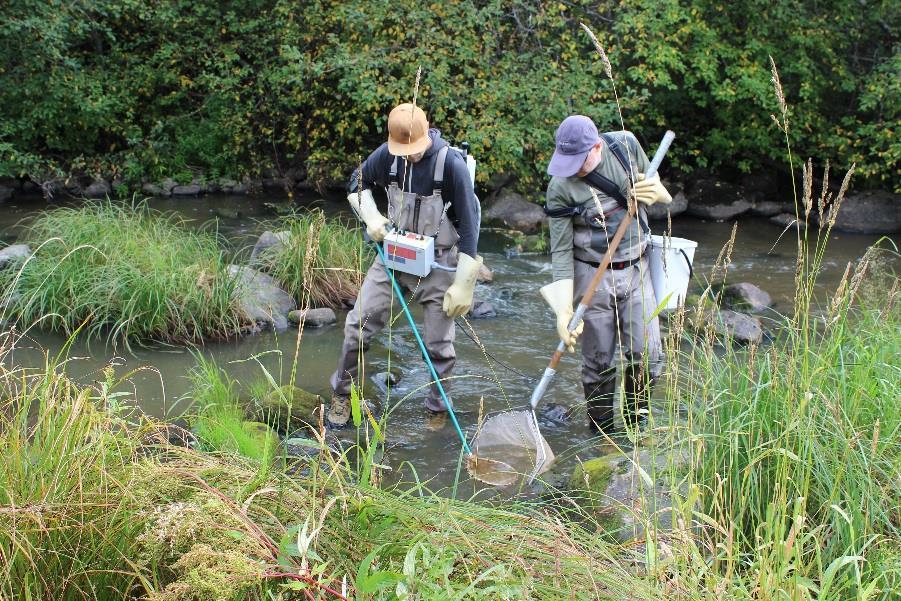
[374,243,472,455]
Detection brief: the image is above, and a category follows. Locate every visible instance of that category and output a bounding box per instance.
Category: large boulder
[826,190,900,234]
[84,179,111,199]
[644,189,688,220]
[254,385,323,432]
[714,310,763,345]
[228,265,295,331]
[288,307,337,328]
[686,179,751,220]
[172,183,202,196]
[722,283,772,313]
[482,190,547,233]
[0,244,30,270]
[468,300,497,319]
[249,230,291,263]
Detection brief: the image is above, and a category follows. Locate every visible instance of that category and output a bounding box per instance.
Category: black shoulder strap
[544,205,586,218]
[432,146,449,195]
[389,156,399,184]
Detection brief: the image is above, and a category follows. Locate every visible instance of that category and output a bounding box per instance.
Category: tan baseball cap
[387,103,430,156]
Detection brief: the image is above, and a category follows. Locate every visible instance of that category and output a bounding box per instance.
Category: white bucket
[647,235,697,310]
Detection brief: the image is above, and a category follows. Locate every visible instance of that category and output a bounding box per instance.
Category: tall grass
[254,209,371,309]
[0,201,244,345]
[645,68,901,598]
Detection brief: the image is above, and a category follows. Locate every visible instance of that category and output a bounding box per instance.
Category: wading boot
[622,364,650,428]
[584,376,617,433]
[326,393,350,429]
[425,410,448,432]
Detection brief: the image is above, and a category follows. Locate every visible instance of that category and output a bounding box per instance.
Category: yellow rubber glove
[633,173,672,206]
[347,189,389,242]
[443,253,482,318]
[539,279,584,352]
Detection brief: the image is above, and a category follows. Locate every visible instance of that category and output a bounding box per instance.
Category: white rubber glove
[633,173,672,206]
[443,253,482,318]
[347,189,389,242]
[539,278,583,352]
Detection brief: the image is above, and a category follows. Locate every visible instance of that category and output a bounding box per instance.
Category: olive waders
[330,147,462,417]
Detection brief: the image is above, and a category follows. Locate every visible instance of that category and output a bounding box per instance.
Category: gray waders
[573,231,663,431]
[330,147,461,414]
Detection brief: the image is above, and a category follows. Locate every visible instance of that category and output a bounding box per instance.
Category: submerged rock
[0,244,31,270]
[371,368,403,396]
[468,300,497,319]
[288,307,337,328]
[722,282,772,313]
[255,385,323,432]
[228,265,295,331]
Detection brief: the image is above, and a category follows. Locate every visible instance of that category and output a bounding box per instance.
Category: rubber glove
[347,189,389,242]
[539,278,583,352]
[443,253,483,318]
[633,173,672,206]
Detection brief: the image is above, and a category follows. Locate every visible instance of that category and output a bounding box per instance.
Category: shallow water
[1,192,895,496]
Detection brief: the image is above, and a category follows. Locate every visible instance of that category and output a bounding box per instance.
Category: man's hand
[443,253,482,318]
[347,189,389,242]
[539,279,584,352]
[633,173,672,206]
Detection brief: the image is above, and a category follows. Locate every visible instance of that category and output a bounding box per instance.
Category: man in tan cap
[328,103,482,427]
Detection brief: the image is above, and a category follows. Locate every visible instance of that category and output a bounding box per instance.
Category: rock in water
[468,300,497,319]
[715,310,763,345]
[723,282,772,313]
[477,263,494,283]
[644,189,688,220]
[288,308,337,328]
[827,190,900,234]
[228,265,295,331]
[0,244,31,270]
[250,230,291,262]
[255,385,323,432]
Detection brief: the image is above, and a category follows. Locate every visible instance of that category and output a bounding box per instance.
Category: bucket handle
[679,248,694,281]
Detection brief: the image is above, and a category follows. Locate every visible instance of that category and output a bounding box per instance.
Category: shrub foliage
[0,1,897,191]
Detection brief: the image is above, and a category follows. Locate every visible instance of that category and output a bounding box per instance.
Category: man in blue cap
[540,115,672,431]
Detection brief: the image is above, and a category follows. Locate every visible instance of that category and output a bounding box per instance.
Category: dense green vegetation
[255,209,372,310]
[0,201,243,344]
[1,1,897,192]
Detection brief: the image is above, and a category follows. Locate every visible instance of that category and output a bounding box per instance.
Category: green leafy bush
[0,1,896,191]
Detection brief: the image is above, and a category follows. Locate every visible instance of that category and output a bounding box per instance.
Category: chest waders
[387,146,460,250]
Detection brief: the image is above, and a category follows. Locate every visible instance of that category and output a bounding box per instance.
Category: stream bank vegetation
[254,209,372,310]
[0,203,369,345]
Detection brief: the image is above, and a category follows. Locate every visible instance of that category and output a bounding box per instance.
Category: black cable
[454,318,538,382]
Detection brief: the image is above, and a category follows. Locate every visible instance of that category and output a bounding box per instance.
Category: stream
[1,192,894,497]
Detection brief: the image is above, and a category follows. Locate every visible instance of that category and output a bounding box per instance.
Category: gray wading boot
[327,393,350,428]
[584,376,617,433]
[622,364,651,427]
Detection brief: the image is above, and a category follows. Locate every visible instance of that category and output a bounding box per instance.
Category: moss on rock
[254,385,322,432]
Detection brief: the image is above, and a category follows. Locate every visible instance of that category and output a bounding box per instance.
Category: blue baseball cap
[547,115,600,177]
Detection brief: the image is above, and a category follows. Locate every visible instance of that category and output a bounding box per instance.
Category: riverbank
[2,237,897,599]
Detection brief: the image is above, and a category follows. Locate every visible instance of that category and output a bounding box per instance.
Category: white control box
[384,230,435,277]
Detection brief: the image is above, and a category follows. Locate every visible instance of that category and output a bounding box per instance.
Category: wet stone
[254,385,323,433]
[288,308,337,328]
[540,403,574,425]
[716,310,763,345]
[0,244,31,270]
[723,282,772,313]
[468,300,497,319]
[477,263,494,283]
